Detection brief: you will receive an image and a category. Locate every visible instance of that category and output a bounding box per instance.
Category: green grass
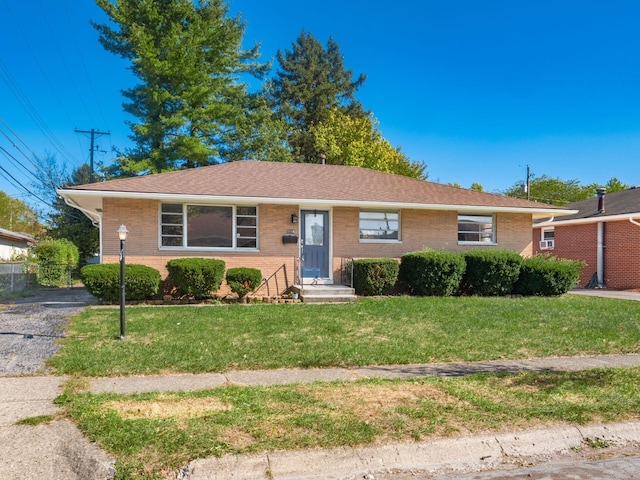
[49,296,640,376]
[57,367,640,479]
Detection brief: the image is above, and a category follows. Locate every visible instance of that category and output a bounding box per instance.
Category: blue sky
[1,0,639,211]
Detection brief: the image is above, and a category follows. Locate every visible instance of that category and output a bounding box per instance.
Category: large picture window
[359,211,399,241]
[458,214,495,243]
[160,204,257,249]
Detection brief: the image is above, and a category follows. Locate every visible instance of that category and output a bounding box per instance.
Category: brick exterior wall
[533,220,640,289]
[101,198,535,293]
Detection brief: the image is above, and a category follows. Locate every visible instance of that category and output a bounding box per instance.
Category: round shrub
[460,249,522,296]
[226,267,263,298]
[81,264,160,302]
[166,258,225,299]
[400,250,466,296]
[353,258,399,296]
[514,255,585,296]
[34,239,79,287]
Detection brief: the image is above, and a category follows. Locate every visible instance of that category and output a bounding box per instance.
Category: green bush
[514,255,585,296]
[34,239,79,286]
[353,258,399,296]
[166,258,226,299]
[460,249,523,296]
[81,264,160,302]
[226,267,263,298]
[400,250,466,296]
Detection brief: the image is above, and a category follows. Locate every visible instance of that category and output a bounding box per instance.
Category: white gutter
[57,189,573,217]
[534,212,640,227]
[630,217,640,229]
[62,195,102,226]
[62,196,104,263]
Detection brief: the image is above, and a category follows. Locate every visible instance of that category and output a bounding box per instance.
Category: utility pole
[74,128,110,182]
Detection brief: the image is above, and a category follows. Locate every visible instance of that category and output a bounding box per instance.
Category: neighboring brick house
[58,161,569,293]
[533,187,640,289]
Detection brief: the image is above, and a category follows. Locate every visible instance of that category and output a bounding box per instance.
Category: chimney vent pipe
[596,188,606,214]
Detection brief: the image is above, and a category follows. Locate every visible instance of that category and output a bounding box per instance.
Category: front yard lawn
[49,295,640,376]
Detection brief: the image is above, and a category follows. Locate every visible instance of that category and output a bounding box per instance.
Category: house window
[160,203,257,249]
[458,214,495,243]
[540,228,554,249]
[359,211,400,241]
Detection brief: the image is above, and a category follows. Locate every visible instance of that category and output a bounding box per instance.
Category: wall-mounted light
[291,213,298,224]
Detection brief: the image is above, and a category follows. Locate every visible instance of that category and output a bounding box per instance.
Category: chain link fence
[0,262,80,294]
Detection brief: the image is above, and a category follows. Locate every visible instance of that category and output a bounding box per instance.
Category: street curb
[179,421,640,480]
[55,420,116,480]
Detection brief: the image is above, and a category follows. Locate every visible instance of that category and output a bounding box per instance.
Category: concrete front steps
[296,284,357,303]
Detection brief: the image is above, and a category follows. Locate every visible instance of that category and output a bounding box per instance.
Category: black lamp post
[117,224,128,340]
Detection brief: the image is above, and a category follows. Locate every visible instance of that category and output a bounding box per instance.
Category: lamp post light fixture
[117,224,128,340]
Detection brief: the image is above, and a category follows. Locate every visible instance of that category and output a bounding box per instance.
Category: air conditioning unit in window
[539,240,554,249]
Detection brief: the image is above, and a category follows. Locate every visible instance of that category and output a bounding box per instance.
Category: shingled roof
[535,186,640,225]
[60,161,569,218]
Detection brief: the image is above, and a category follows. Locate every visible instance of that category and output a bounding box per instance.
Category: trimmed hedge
[514,255,584,296]
[400,250,466,296]
[166,258,225,299]
[460,249,523,296]
[353,258,399,296]
[226,267,263,298]
[81,264,160,302]
[34,239,79,287]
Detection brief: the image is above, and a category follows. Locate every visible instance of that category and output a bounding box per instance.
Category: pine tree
[267,31,366,162]
[94,0,271,174]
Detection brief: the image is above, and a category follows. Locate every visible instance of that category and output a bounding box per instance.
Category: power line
[75,128,110,181]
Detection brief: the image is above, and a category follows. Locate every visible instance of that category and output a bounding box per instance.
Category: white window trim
[457,213,497,245]
[159,203,259,251]
[358,210,402,243]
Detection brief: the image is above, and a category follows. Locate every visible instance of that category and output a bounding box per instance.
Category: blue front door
[301,210,330,280]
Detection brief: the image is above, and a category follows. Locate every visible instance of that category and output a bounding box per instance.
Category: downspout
[595,188,606,288]
[597,222,605,287]
[62,196,103,263]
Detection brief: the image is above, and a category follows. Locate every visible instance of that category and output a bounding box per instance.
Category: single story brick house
[58,161,570,293]
[0,228,36,261]
[533,187,640,289]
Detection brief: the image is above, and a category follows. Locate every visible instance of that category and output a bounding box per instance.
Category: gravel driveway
[0,287,96,375]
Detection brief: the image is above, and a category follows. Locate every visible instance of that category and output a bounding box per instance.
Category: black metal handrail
[340,257,354,287]
[253,263,289,297]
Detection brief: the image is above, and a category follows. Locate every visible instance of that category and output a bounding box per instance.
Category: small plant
[16,415,56,426]
[584,437,610,449]
[226,267,262,299]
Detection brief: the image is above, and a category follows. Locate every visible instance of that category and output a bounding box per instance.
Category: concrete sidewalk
[88,353,640,394]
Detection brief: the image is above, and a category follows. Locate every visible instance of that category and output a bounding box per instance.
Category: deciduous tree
[309,109,425,178]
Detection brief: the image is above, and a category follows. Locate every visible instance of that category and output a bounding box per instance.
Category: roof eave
[57,189,573,217]
[535,212,640,227]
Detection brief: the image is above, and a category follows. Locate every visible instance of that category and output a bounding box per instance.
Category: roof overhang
[58,189,575,220]
[534,212,640,227]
